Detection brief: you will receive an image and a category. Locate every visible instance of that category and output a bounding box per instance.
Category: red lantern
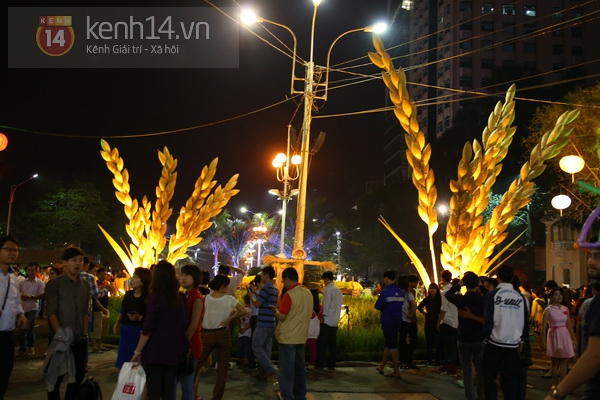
[0,133,7,151]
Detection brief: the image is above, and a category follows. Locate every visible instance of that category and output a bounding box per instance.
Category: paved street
[7,320,584,399]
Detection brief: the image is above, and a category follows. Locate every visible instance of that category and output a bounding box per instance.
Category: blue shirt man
[250,266,278,379]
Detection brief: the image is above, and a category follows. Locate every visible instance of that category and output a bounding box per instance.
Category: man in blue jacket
[374,270,404,379]
[482,264,529,400]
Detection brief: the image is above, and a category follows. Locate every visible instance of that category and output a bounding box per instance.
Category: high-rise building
[383,0,600,184]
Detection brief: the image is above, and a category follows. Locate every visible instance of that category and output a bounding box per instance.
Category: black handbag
[177,350,194,377]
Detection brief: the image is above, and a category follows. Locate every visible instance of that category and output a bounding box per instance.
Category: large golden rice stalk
[369,36,579,282]
[441,86,518,275]
[462,108,580,275]
[99,140,239,275]
[368,35,440,283]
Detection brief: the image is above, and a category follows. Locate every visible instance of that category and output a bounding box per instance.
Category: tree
[17,180,120,254]
[522,83,600,222]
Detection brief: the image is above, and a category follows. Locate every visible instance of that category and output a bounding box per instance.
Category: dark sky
[1,0,394,219]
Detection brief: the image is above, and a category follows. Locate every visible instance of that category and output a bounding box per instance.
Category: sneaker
[26,347,35,356]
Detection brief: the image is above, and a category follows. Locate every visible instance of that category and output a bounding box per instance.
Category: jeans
[252,325,275,373]
[0,331,15,400]
[483,342,519,400]
[47,339,88,400]
[399,321,417,364]
[175,358,197,400]
[458,341,484,400]
[440,323,458,366]
[145,364,178,400]
[316,324,338,369]
[19,310,37,350]
[278,344,306,400]
[424,326,441,363]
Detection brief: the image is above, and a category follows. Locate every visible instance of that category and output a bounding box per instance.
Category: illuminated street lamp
[6,173,38,235]
[243,1,387,261]
[270,125,301,256]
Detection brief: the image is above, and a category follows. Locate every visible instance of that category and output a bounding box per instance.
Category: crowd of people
[372,259,600,400]
[1,231,600,400]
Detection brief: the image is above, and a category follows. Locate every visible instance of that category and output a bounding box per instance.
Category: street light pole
[270,125,301,256]
[335,227,360,275]
[6,174,38,235]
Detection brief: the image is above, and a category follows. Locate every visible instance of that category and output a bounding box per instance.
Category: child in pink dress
[542,288,576,386]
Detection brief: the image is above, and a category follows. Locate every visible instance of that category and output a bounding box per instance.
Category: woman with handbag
[131,261,187,400]
[195,275,246,400]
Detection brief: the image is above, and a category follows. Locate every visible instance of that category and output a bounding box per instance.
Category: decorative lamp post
[551,194,571,216]
[253,225,268,266]
[270,125,301,256]
[559,155,585,182]
[242,1,387,263]
[335,227,360,275]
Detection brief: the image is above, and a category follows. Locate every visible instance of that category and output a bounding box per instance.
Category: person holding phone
[113,267,151,369]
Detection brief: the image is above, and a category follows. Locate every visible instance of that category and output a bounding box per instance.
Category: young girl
[306,288,321,371]
[542,288,577,386]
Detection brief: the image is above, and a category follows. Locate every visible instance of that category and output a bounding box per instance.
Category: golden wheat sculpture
[369,35,579,284]
[99,139,239,276]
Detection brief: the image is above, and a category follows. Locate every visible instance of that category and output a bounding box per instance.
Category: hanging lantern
[0,133,8,151]
[551,194,572,216]
[559,155,585,182]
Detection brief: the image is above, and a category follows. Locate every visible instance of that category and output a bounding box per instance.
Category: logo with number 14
[36,16,74,56]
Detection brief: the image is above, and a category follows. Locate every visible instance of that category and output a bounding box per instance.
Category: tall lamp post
[270,125,301,256]
[6,173,38,235]
[242,2,387,261]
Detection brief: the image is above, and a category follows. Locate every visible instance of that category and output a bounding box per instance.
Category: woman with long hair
[542,287,577,386]
[131,261,187,400]
[195,275,247,400]
[114,267,152,369]
[417,282,442,366]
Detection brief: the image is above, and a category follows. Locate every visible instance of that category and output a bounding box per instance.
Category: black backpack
[78,377,103,400]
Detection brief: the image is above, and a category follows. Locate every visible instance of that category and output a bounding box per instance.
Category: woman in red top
[178,264,205,400]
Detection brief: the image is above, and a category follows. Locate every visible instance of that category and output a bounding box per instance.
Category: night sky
[1,0,394,219]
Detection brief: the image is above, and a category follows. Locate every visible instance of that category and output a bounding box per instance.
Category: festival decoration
[99,139,239,276]
[368,35,580,285]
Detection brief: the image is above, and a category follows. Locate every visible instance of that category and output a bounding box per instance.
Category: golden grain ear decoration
[99,139,239,275]
[369,34,579,282]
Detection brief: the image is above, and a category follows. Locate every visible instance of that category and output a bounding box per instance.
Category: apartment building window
[444,117,451,128]
[523,24,536,33]
[438,105,443,114]
[482,21,494,31]
[445,5,451,16]
[524,6,536,17]
[481,3,494,13]
[502,5,515,15]
[502,43,515,52]
[572,9,583,18]
[552,8,564,19]
[524,61,536,71]
[459,57,472,68]
[445,102,450,109]
[438,122,444,133]
[524,43,536,53]
[552,44,564,55]
[571,27,583,37]
[481,58,493,69]
[481,39,494,48]
[552,63,564,71]
[572,46,583,56]
[459,77,472,88]
[460,40,473,51]
[460,20,473,30]
[502,59,515,67]
[502,23,515,33]
[459,2,472,12]
[552,29,564,37]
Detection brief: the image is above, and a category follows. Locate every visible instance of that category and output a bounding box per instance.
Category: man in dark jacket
[374,270,404,378]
